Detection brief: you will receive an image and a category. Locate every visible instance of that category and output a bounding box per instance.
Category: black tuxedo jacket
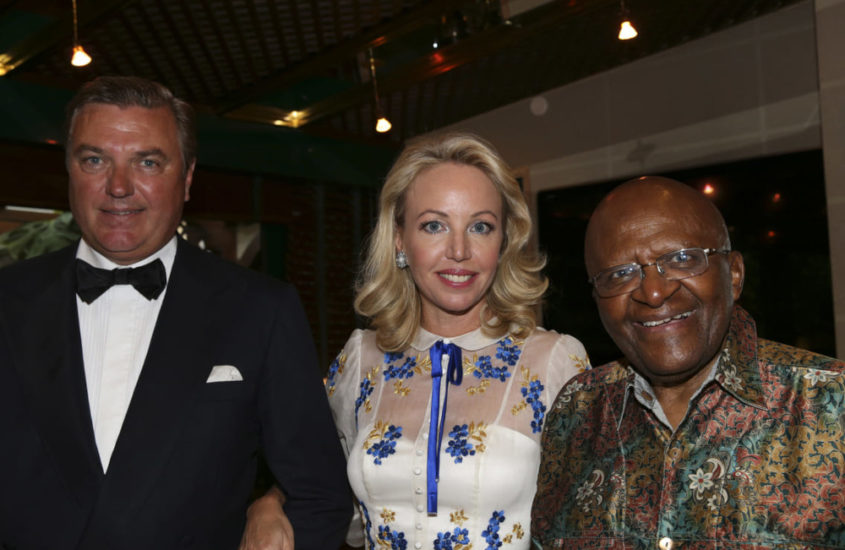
[0,240,350,550]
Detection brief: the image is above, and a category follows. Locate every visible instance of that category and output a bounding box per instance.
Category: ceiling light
[618,20,637,40]
[369,49,391,133]
[71,0,92,67]
[71,45,92,67]
[375,117,392,133]
[617,0,638,41]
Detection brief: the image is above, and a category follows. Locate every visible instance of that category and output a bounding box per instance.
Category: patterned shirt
[327,326,589,550]
[531,306,845,549]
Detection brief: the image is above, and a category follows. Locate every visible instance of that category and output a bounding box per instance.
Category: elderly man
[0,76,349,549]
[531,177,845,548]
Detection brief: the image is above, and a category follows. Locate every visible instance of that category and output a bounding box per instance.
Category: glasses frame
[589,247,731,298]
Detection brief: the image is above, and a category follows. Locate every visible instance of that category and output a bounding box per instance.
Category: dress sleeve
[325,329,366,547]
[543,332,591,404]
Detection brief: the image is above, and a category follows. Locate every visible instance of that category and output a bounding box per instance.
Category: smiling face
[68,103,194,265]
[396,162,504,336]
[585,177,744,386]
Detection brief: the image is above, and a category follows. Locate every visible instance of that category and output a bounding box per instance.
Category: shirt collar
[617,305,768,424]
[76,236,178,281]
[411,325,501,352]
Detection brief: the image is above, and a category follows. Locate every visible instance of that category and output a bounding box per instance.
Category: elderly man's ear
[729,251,745,302]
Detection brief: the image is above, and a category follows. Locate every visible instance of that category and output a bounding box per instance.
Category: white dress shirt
[76,237,177,472]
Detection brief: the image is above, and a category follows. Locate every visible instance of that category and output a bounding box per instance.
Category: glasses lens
[658,248,708,279]
[593,264,641,297]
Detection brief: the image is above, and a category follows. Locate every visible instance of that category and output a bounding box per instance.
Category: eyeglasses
[589,247,730,298]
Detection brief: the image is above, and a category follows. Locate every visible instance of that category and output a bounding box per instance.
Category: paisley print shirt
[327,326,589,550]
[531,306,845,549]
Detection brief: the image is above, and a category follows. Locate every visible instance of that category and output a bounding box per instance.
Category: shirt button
[414,467,422,475]
[416,523,423,530]
[415,543,423,549]
[659,537,673,550]
[416,449,424,456]
[416,505,424,513]
[415,487,422,494]
[422,432,429,440]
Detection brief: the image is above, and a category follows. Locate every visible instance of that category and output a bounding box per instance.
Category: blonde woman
[324,132,589,549]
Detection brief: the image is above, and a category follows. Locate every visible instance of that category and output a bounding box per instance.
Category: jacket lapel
[6,246,103,509]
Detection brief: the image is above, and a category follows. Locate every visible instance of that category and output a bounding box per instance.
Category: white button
[415,543,422,549]
[414,467,422,475]
[416,523,423,530]
[422,432,428,440]
[658,537,673,550]
[415,487,422,494]
[416,449,424,456]
[416,505,424,512]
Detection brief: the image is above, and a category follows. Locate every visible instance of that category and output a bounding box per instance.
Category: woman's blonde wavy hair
[354,132,548,352]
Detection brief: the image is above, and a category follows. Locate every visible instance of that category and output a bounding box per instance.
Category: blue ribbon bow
[427,340,463,515]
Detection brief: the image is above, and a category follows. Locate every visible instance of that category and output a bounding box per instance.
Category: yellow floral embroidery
[380,508,396,523]
[466,379,491,395]
[511,367,538,416]
[468,421,488,454]
[326,352,346,396]
[364,421,391,450]
[463,353,488,395]
[417,353,432,374]
[393,380,410,396]
[570,353,590,373]
[502,522,524,543]
[450,509,469,525]
[362,366,379,413]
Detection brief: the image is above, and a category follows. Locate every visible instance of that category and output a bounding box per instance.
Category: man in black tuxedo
[0,76,350,550]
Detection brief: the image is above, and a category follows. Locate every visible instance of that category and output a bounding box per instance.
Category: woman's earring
[395,250,408,269]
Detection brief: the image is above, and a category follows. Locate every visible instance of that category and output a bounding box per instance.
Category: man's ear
[183,160,196,202]
[729,250,745,302]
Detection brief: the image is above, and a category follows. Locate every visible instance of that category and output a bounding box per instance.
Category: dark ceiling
[1,0,803,149]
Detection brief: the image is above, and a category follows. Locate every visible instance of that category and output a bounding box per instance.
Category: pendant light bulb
[70,0,92,67]
[376,117,392,133]
[71,45,92,67]
[618,20,638,40]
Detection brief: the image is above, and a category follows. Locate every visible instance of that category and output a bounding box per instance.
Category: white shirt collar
[411,325,501,352]
[76,236,178,280]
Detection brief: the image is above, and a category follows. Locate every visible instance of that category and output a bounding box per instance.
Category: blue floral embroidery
[446,424,476,463]
[521,379,547,433]
[367,424,403,464]
[495,337,522,366]
[385,355,417,381]
[354,378,374,427]
[377,525,408,549]
[481,510,506,549]
[359,500,375,549]
[473,355,511,382]
[326,353,343,393]
[434,527,470,549]
[384,351,404,363]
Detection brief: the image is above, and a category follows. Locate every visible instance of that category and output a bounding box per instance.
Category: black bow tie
[75,258,167,304]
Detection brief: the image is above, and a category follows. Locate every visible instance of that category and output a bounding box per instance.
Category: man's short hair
[64,76,196,176]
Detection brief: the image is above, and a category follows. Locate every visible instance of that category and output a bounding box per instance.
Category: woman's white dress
[326,326,589,550]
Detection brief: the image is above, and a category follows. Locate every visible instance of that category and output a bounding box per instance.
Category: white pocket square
[206,365,243,383]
